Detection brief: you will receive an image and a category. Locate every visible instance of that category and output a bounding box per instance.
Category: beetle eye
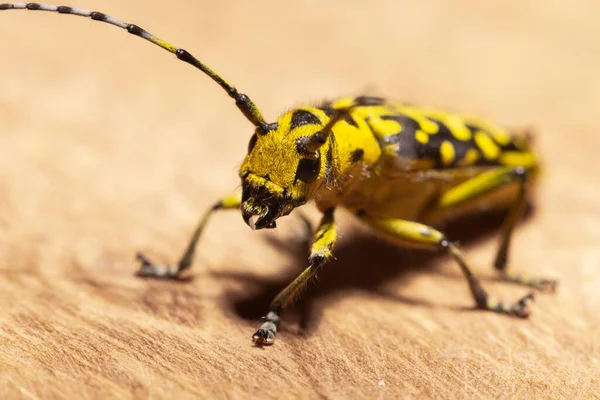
[247,133,258,153]
[295,157,321,183]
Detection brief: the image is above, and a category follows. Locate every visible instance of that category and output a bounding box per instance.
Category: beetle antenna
[0,3,269,131]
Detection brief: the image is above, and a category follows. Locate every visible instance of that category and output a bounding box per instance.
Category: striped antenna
[0,3,269,131]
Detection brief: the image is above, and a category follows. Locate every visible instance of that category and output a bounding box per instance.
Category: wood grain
[0,1,599,398]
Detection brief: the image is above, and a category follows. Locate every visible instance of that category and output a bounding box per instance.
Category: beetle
[1,3,557,345]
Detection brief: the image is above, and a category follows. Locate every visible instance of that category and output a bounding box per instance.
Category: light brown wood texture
[1,1,599,398]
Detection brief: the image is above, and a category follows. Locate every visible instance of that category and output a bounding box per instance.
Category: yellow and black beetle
[1,3,557,345]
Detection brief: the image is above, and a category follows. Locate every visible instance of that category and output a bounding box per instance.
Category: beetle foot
[485,292,534,318]
[135,252,178,279]
[252,311,280,345]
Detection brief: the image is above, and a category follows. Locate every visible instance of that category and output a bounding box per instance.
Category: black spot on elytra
[382,114,421,133]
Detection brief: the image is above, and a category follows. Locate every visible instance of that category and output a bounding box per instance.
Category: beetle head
[238,108,331,230]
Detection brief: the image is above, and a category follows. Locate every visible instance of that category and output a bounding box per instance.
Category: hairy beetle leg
[135,192,241,279]
[252,209,336,345]
[490,169,558,291]
[427,165,557,292]
[363,216,538,318]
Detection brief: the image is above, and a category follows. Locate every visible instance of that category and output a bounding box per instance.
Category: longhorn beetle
[1,3,557,345]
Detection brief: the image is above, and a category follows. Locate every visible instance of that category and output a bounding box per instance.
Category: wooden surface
[1,1,599,398]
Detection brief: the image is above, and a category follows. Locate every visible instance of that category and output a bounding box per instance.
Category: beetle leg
[432,165,557,291]
[136,191,241,278]
[252,208,336,345]
[492,176,557,291]
[362,216,534,318]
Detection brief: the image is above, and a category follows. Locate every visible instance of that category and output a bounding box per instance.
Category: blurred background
[0,1,599,398]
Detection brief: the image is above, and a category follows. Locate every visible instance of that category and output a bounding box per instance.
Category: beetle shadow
[212,205,535,337]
